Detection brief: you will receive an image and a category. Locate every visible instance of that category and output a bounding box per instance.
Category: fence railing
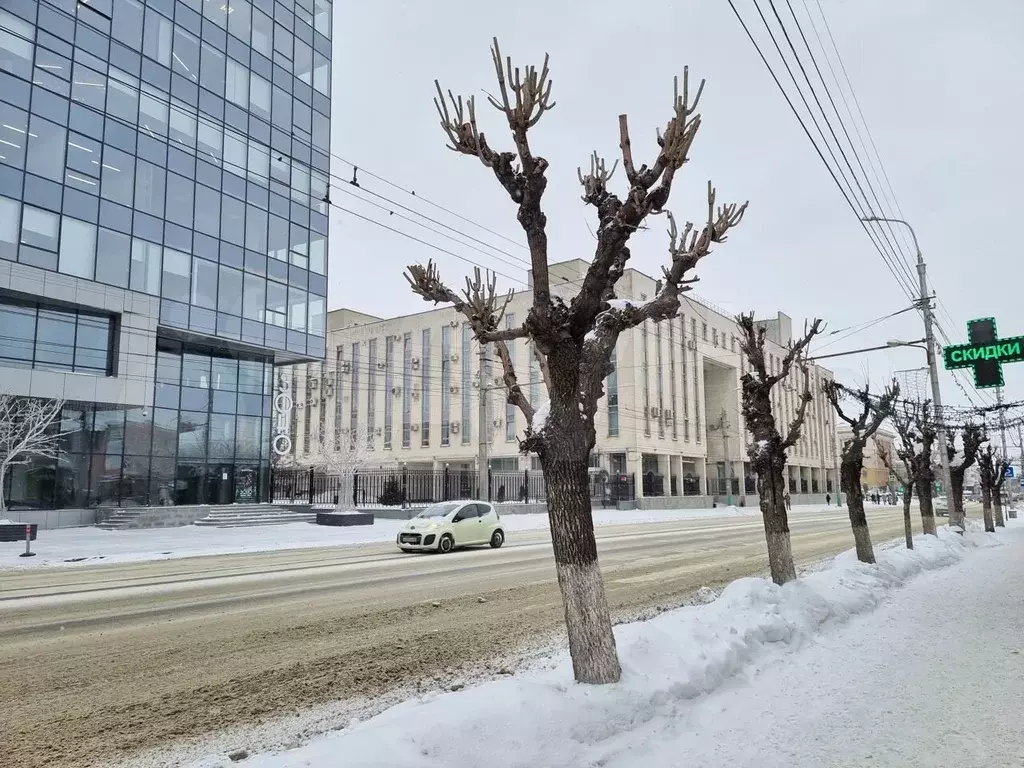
[271,467,636,508]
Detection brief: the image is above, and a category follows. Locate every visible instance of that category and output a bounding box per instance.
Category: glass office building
[0,0,331,508]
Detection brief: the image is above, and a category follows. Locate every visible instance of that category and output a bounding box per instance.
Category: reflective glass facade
[0,0,331,509]
[3,341,274,508]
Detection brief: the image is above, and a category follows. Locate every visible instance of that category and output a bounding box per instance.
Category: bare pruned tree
[737,315,822,584]
[293,424,375,513]
[903,401,939,535]
[977,445,999,533]
[406,39,747,684]
[876,401,921,549]
[946,423,985,529]
[0,395,64,515]
[823,380,900,564]
[991,450,1009,528]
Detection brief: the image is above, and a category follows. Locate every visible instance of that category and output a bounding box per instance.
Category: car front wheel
[489,529,504,549]
[438,534,454,553]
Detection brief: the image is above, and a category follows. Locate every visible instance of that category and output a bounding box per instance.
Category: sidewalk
[605,522,1024,767]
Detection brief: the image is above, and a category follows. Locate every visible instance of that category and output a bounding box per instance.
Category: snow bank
[241,525,1003,768]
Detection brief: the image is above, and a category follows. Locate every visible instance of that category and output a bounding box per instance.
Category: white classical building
[282,259,839,504]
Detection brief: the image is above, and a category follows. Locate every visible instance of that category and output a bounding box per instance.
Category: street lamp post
[862,216,956,528]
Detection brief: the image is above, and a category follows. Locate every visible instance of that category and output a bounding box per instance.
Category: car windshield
[415,502,460,519]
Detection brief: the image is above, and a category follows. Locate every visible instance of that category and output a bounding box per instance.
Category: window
[0,297,114,375]
[461,325,471,444]
[383,336,393,449]
[0,103,27,169]
[313,52,330,95]
[99,146,134,207]
[402,332,412,448]
[66,133,102,184]
[713,328,718,347]
[421,328,431,446]
[702,322,708,341]
[71,63,106,110]
[194,183,220,236]
[607,347,619,437]
[199,41,225,95]
[440,326,451,447]
[242,273,265,320]
[169,101,197,149]
[143,7,172,67]
[191,257,218,309]
[0,196,20,261]
[134,160,166,217]
[162,248,190,298]
[27,115,66,182]
[366,339,376,446]
[349,342,360,442]
[250,72,271,120]
[58,218,97,279]
[139,84,169,138]
[112,0,144,48]
[656,320,664,438]
[668,319,678,440]
[307,296,324,336]
[225,57,249,108]
[107,69,140,125]
[251,8,272,57]
[95,228,130,287]
[265,280,286,327]
[130,238,162,295]
[682,314,690,441]
[218,265,242,316]
[505,314,516,442]
[0,10,34,80]
[21,206,59,251]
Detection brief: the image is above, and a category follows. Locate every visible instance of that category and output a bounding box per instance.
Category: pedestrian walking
[825,492,831,506]
[784,491,791,511]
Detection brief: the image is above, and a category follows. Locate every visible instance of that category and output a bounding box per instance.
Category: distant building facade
[283,260,840,502]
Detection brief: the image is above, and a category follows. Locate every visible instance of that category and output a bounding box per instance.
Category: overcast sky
[330,0,1024,417]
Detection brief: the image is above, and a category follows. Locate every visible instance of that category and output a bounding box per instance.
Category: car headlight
[427,522,439,530]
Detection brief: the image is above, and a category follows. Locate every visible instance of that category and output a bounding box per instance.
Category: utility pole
[863,216,955,527]
[478,340,490,501]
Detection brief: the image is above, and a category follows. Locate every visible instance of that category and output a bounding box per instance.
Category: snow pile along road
[239,525,1002,768]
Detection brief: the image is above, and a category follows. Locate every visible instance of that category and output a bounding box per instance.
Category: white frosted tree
[0,396,64,515]
[299,424,375,512]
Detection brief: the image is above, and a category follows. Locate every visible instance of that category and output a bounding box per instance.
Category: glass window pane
[66,132,102,179]
[101,146,135,206]
[178,410,208,459]
[242,273,265,320]
[313,52,329,95]
[224,129,247,177]
[139,85,169,138]
[20,206,59,251]
[209,413,236,458]
[182,352,210,387]
[35,308,76,371]
[162,247,190,298]
[197,115,222,164]
[134,160,166,217]
[71,63,106,110]
[245,206,267,252]
[218,265,242,316]
[249,72,270,120]
[266,279,286,326]
[225,57,248,108]
[33,47,70,97]
[221,195,245,245]
[107,69,140,124]
[95,228,130,287]
[194,183,220,237]
[288,287,306,331]
[112,0,144,50]
[58,217,97,279]
[251,9,272,56]
[0,301,35,365]
[0,26,34,81]
[228,0,252,44]
[309,233,325,275]
[27,115,66,182]
[0,102,28,170]
[172,26,199,82]
[191,257,218,309]
[74,314,113,373]
[169,100,197,149]
[0,196,19,261]
[166,172,194,228]
[130,238,162,295]
[308,296,324,337]
[247,139,269,182]
[143,8,172,67]
[199,41,225,95]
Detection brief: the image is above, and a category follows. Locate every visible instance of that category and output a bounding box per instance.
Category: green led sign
[942,317,1024,388]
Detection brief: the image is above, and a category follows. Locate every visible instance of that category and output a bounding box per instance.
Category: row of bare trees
[406,40,1016,685]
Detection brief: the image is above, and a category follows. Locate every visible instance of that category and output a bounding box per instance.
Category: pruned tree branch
[494,339,534,423]
[405,261,526,343]
[433,38,553,310]
[571,68,739,336]
[532,342,552,395]
[783,363,812,449]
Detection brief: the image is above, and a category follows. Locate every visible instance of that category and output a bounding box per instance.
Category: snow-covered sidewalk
[0,504,769,570]
[215,521,1021,768]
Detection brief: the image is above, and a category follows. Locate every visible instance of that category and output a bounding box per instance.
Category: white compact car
[397,500,504,553]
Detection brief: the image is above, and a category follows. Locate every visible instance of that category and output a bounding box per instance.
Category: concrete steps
[193,505,316,528]
[96,509,146,530]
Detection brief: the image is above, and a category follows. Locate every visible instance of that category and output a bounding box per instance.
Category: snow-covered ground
[0,503,775,570]
[184,519,1020,768]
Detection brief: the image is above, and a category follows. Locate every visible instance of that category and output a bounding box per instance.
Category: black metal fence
[271,467,636,508]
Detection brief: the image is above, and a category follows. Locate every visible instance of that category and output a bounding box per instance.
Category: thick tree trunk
[542,453,621,685]
[757,462,796,585]
[981,483,995,533]
[994,490,1005,528]
[841,458,874,564]
[949,471,966,529]
[336,474,356,513]
[902,484,913,550]
[915,473,937,536]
